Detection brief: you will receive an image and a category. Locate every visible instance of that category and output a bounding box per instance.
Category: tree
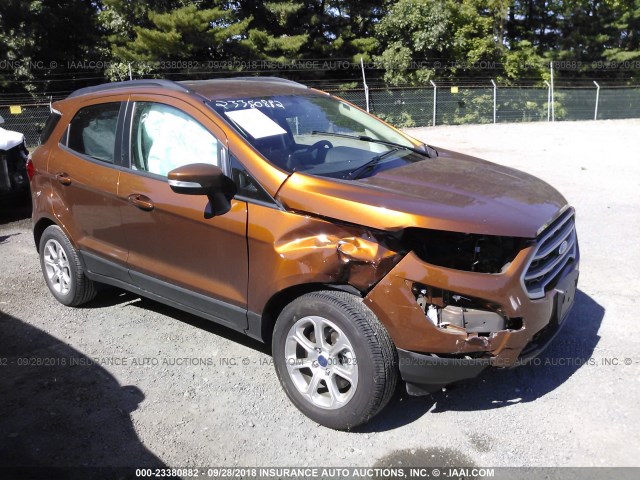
[374,0,514,85]
[234,0,387,61]
[240,1,309,61]
[113,3,251,62]
[555,0,617,62]
[326,0,387,61]
[604,0,640,62]
[0,0,105,94]
[374,0,453,84]
[0,1,38,93]
[3,0,640,94]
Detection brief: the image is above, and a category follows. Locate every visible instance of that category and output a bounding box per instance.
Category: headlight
[402,228,527,274]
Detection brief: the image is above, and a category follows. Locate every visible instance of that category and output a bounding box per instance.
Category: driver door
[118,95,248,331]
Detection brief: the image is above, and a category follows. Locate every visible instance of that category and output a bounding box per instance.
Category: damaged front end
[250,188,579,395]
[246,205,408,323]
[362,210,579,395]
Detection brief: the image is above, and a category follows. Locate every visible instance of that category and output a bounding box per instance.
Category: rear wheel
[39,225,97,306]
[272,290,397,430]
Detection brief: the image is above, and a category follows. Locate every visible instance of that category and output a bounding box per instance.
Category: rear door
[117,95,248,331]
[48,97,129,280]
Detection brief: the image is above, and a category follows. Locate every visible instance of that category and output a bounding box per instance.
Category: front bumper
[364,237,579,393]
[396,267,577,394]
[397,349,491,395]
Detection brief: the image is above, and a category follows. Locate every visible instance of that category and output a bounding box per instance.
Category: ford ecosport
[29,78,579,430]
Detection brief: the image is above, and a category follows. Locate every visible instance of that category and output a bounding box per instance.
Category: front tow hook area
[398,348,491,396]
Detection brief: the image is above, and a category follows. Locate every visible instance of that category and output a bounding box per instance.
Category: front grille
[522,209,577,299]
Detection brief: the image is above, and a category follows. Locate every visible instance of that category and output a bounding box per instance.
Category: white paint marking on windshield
[225,108,287,139]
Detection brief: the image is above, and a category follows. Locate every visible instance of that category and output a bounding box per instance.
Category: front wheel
[272,290,398,430]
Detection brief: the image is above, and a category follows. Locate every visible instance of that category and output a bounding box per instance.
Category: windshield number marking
[215,99,285,110]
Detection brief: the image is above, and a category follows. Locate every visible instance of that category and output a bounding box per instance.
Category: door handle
[128,193,154,211]
[56,172,72,186]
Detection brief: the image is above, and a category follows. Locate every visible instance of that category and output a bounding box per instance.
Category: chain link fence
[327,85,640,127]
[1,84,640,148]
[1,102,53,148]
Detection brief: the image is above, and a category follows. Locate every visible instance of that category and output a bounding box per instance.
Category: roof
[67,77,310,100]
[67,79,189,98]
[178,77,309,100]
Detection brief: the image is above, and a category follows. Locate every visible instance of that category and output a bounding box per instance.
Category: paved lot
[1,119,639,469]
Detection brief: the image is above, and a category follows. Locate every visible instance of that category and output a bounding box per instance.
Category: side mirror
[168,163,237,217]
[0,115,4,125]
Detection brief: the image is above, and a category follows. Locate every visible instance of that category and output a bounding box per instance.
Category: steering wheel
[306,140,333,164]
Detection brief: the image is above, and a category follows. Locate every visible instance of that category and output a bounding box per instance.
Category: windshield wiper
[310,131,432,157]
[344,148,400,180]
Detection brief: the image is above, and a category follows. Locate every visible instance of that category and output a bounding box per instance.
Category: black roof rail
[67,79,192,98]
[178,77,307,88]
[226,77,307,87]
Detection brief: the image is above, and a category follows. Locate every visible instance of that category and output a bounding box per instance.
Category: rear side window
[67,103,121,163]
[40,112,61,145]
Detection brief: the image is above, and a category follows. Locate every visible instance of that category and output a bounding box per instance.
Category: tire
[272,290,398,430]
[39,225,97,307]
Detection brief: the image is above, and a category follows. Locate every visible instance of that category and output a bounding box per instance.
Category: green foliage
[376,42,436,86]
[374,0,451,84]
[604,0,640,62]
[439,89,494,125]
[502,41,548,83]
[2,0,640,94]
[375,0,515,84]
[0,0,105,94]
[335,82,359,90]
[265,0,304,26]
[376,111,416,128]
[115,3,251,61]
[244,29,308,60]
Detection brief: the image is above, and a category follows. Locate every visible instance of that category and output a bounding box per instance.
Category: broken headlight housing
[402,228,527,274]
[412,284,524,334]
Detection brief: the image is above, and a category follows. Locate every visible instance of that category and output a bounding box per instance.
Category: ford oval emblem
[558,240,569,255]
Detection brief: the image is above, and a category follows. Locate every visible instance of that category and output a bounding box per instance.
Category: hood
[276,148,568,238]
[0,127,25,151]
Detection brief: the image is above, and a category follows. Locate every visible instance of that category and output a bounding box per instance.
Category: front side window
[209,94,427,179]
[67,103,121,163]
[131,102,219,177]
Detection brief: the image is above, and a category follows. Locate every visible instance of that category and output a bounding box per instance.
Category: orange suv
[29,78,579,429]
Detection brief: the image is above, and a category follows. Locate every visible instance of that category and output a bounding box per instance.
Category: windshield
[209,94,428,179]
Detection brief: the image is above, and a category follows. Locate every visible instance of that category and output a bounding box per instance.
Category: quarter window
[40,111,62,145]
[230,154,274,204]
[131,102,220,177]
[67,103,121,163]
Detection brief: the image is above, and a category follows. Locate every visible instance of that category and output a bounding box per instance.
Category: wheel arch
[33,216,57,252]
[33,214,81,254]
[247,282,361,345]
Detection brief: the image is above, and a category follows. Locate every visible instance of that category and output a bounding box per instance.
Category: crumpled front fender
[247,204,404,315]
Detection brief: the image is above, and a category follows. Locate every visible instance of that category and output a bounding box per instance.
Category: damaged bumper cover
[0,129,29,197]
[364,231,580,394]
[398,350,492,395]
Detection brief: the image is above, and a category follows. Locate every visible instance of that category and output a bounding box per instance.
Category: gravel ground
[1,119,639,470]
